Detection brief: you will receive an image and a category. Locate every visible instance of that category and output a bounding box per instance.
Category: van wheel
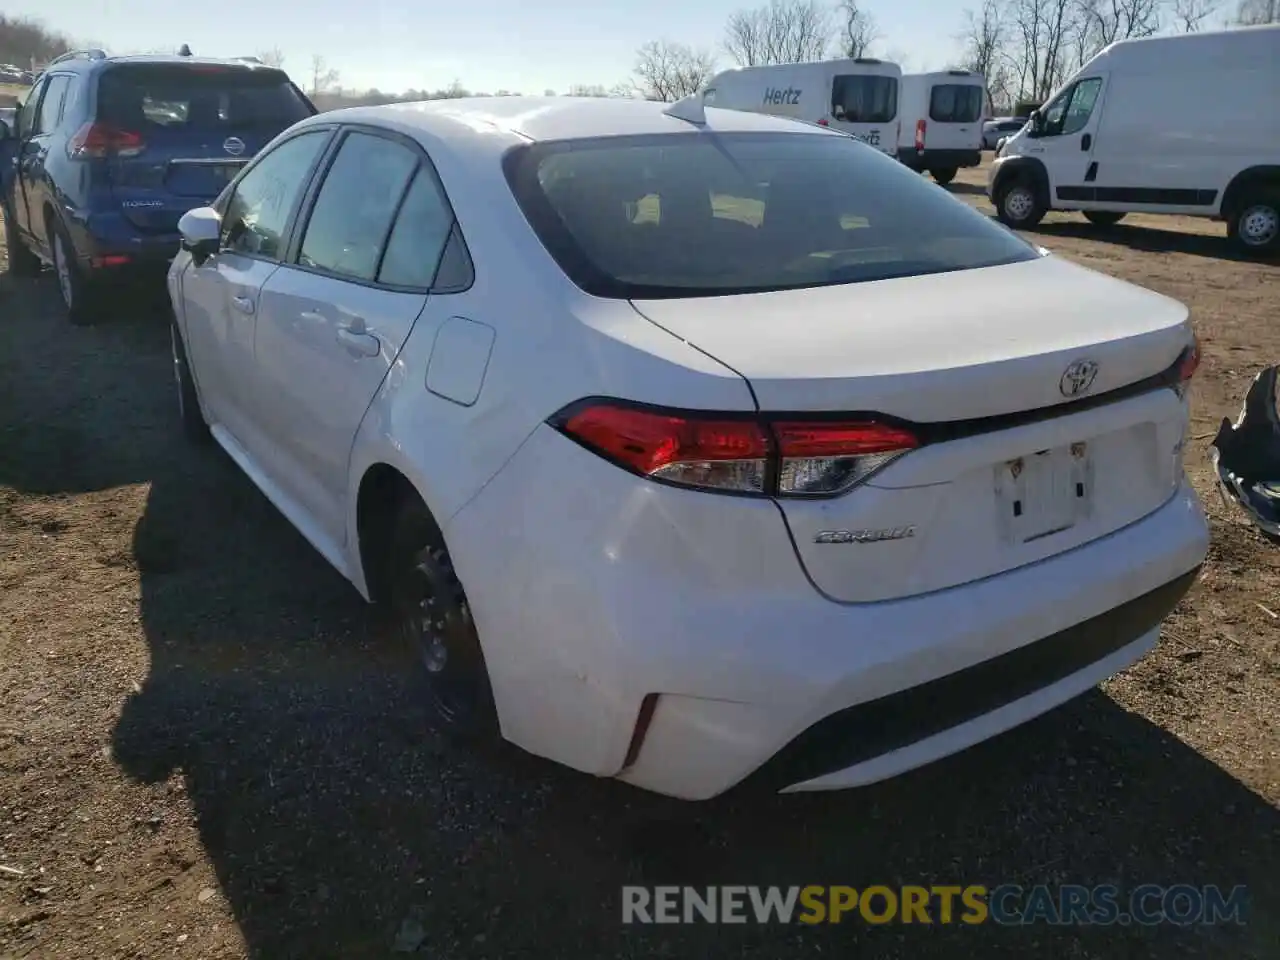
[388,498,499,740]
[1228,192,1280,256]
[931,167,957,185]
[995,179,1045,228]
[3,203,42,277]
[1083,211,1126,227]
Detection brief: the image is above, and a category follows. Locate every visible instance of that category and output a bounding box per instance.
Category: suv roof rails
[48,48,108,67]
[233,56,264,64]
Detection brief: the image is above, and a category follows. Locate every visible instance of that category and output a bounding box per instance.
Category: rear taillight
[67,122,145,160]
[915,118,926,152]
[553,401,919,497]
[1174,336,1201,398]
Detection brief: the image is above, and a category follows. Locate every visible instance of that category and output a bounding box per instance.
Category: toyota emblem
[1060,359,1100,397]
[222,137,246,157]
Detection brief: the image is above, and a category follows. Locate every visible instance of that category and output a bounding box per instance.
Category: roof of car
[307,95,845,146]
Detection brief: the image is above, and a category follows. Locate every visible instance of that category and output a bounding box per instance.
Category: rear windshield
[97,65,313,131]
[831,74,897,124]
[929,84,985,123]
[504,131,1036,300]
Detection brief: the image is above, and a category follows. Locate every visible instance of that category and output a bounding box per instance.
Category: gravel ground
[1,164,1277,959]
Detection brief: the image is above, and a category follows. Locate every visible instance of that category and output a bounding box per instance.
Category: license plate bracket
[995,442,1093,544]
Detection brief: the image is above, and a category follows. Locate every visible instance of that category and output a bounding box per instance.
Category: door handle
[1081,133,1092,151]
[231,295,255,315]
[336,325,380,358]
[299,310,326,323]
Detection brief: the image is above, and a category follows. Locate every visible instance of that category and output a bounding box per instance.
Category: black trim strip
[1055,186,1218,206]
[740,565,1201,793]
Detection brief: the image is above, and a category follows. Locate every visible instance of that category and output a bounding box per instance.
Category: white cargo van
[704,58,901,158]
[896,69,987,184]
[988,24,1280,255]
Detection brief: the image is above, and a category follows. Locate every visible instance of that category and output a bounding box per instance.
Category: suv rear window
[831,74,897,124]
[504,131,1036,300]
[929,84,984,123]
[96,65,313,131]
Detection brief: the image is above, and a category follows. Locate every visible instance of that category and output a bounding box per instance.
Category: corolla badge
[1060,358,1100,397]
[814,526,917,544]
[222,137,246,157]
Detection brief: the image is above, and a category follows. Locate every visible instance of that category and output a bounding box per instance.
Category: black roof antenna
[177,44,193,56]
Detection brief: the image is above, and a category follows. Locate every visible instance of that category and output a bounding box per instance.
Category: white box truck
[988,24,1280,256]
[896,69,988,184]
[703,58,901,158]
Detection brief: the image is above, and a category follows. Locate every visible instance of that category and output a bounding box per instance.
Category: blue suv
[0,48,316,324]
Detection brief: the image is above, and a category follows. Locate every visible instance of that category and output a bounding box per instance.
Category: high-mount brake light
[67,122,145,159]
[553,402,919,497]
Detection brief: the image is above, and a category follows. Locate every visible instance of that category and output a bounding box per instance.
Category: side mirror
[1028,110,1044,136]
[178,206,221,265]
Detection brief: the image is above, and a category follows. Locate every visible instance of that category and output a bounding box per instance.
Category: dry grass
[0,161,1277,958]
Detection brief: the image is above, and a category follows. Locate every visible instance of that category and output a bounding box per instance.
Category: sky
[8,0,968,95]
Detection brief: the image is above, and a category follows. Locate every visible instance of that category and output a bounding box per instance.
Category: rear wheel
[49,218,100,326]
[388,499,498,740]
[3,202,42,277]
[1227,191,1280,256]
[1083,211,1126,227]
[995,178,1045,229]
[931,167,957,185]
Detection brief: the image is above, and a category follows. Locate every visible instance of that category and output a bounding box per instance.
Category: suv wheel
[3,203,42,278]
[1228,191,1280,256]
[388,499,498,740]
[995,178,1046,229]
[49,221,100,326]
[171,321,210,442]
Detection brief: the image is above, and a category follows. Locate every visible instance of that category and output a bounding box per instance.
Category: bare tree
[631,39,718,101]
[1004,0,1082,102]
[1172,0,1221,28]
[309,55,340,96]
[256,47,286,68]
[723,0,832,66]
[958,0,1016,105]
[836,0,879,57]
[1234,0,1278,21]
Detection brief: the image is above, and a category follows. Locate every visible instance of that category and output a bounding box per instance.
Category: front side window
[298,131,419,282]
[929,84,984,124]
[504,130,1036,300]
[1041,77,1102,137]
[831,75,897,124]
[223,130,328,258]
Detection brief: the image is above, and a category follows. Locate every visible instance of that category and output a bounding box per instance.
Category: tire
[1227,190,1280,257]
[2,201,42,277]
[931,167,957,185]
[994,177,1046,229]
[48,217,101,326]
[171,320,210,443]
[1083,211,1126,227]
[388,499,498,741]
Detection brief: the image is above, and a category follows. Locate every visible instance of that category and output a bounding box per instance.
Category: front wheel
[1083,211,1126,227]
[389,500,499,740]
[994,179,1046,229]
[1227,192,1280,256]
[931,167,957,185]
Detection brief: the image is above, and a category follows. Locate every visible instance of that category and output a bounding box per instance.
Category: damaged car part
[1210,364,1280,540]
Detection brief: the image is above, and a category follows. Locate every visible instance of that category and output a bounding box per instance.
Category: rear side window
[504,131,1036,300]
[831,75,897,124]
[97,65,313,132]
[378,166,456,288]
[36,75,71,134]
[929,84,984,123]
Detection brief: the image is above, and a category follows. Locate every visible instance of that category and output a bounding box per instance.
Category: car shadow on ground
[943,181,987,197]
[2,270,1276,959]
[1027,220,1271,265]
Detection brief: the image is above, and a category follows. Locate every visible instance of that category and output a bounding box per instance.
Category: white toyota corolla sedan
[167,94,1209,801]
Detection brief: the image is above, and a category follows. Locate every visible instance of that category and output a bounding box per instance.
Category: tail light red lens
[1173,336,1201,399]
[68,122,146,160]
[554,402,918,497]
[915,118,926,152]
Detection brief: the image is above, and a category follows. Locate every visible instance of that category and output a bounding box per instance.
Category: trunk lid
[96,62,314,234]
[632,255,1195,602]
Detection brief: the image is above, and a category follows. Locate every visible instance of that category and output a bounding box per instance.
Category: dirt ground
[1,163,1278,959]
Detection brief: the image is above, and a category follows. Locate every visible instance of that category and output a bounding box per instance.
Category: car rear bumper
[63,209,181,273]
[447,424,1209,801]
[897,148,983,170]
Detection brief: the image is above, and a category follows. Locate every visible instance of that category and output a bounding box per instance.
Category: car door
[178,128,332,448]
[251,127,455,547]
[8,75,48,237]
[15,73,72,246]
[1024,76,1106,206]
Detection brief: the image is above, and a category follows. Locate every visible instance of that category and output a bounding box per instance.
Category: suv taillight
[552,401,919,497]
[67,122,145,160]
